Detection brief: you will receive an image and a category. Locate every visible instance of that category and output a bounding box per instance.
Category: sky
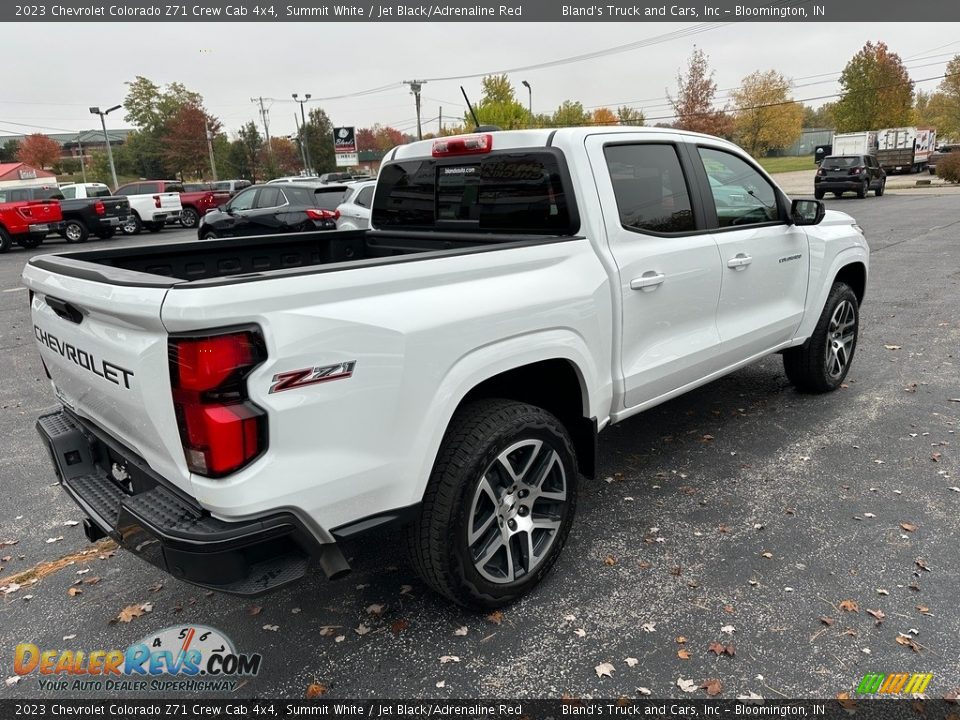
[1,22,958,140]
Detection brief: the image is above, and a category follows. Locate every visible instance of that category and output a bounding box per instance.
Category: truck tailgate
[159,192,182,211]
[22,263,192,493]
[101,197,130,218]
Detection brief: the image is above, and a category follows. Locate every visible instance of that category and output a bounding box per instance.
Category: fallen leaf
[625,658,639,668]
[435,680,445,689]
[677,677,697,693]
[837,692,857,710]
[67,587,82,597]
[636,687,652,696]
[839,599,859,612]
[702,679,723,697]
[884,345,902,350]
[148,582,164,593]
[574,628,587,638]
[334,635,345,643]
[670,566,682,576]
[638,560,652,569]
[916,558,930,572]
[916,605,932,616]
[247,605,263,616]
[2,583,21,595]
[390,619,409,635]
[366,603,385,617]
[305,683,327,698]
[737,692,763,701]
[262,624,279,632]
[932,452,942,463]
[115,602,152,623]
[46,536,63,544]
[604,555,617,566]
[641,622,656,633]
[595,662,616,679]
[723,604,735,614]
[677,649,691,660]
[676,635,688,644]
[62,635,76,641]
[5,676,21,687]
[439,655,460,664]
[63,520,80,527]
[863,513,876,518]
[895,635,921,653]
[761,552,773,559]
[354,623,371,636]
[486,611,504,625]
[866,608,885,625]
[876,589,889,596]
[820,616,835,626]
[720,624,735,635]
[900,522,918,533]
[291,608,301,615]
[319,626,339,637]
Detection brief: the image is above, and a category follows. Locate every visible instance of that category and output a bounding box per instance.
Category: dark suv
[815,155,886,199]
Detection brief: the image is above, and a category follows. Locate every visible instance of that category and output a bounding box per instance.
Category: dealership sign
[333,126,358,167]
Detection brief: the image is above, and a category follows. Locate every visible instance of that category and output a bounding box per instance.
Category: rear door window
[139,182,160,194]
[256,187,282,209]
[604,144,695,234]
[372,150,578,234]
[355,186,374,208]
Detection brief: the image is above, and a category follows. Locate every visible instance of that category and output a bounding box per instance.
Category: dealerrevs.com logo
[14,625,261,692]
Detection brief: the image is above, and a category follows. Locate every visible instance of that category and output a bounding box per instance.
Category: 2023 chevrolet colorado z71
[23,128,868,608]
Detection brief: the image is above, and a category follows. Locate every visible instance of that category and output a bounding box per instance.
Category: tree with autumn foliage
[731,70,804,156]
[834,42,913,132]
[591,107,618,126]
[669,48,733,138]
[16,134,61,169]
[162,104,221,179]
[616,106,646,126]
[932,54,960,138]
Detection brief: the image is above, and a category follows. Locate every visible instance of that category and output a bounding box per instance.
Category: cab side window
[255,187,282,209]
[230,188,257,211]
[60,186,77,199]
[604,144,695,234]
[698,147,780,228]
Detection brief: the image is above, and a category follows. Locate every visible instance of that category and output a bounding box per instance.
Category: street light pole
[76,132,87,184]
[521,80,532,127]
[404,80,427,140]
[292,93,312,174]
[89,104,121,190]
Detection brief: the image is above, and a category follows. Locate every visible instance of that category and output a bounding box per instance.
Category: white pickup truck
[112,180,183,234]
[23,128,868,608]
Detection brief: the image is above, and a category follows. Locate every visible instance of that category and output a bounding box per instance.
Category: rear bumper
[815,179,865,191]
[27,222,64,237]
[37,409,349,595]
[97,216,126,227]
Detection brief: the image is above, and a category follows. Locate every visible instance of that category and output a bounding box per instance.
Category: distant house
[0,129,133,163]
[0,162,57,188]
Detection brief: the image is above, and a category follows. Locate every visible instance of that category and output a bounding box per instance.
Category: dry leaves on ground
[625,658,639,668]
[439,656,460,664]
[708,642,736,657]
[366,603,385,617]
[454,626,468,636]
[305,683,327,698]
[677,677,697,693]
[114,602,153,624]
[820,616,835,626]
[486,610,504,625]
[390,619,409,635]
[900,522,918,533]
[895,635,921,653]
[677,649,691,660]
[866,609,885,625]
[702,679,723,697]
[839,600,859,612]
[595,662,616,679]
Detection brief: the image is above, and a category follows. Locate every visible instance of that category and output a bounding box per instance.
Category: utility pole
[292,93,312,173]
[76,132,87,184]
[293,114,308,171]
[205,122,218,181]
[251,97,273,159]
[89,104,121,190]
[521,80,532,127]
[404,80,427,140]
[439,107,442,134]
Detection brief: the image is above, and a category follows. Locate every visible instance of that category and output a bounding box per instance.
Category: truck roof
[391,126,741,160]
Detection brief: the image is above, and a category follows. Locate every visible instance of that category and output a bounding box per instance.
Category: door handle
[727,254,753,269]
[630,272,666,290]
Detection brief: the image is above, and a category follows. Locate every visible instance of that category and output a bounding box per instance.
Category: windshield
[822,156,861,169]
[372,149,578,234]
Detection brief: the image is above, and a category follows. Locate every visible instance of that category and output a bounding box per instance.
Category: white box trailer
[876,127,937,173]
[832,131,878,156]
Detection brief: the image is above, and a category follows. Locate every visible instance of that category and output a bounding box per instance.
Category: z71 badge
[269,361,356,394]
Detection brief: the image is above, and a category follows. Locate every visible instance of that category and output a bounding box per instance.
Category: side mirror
[791,198,825,226]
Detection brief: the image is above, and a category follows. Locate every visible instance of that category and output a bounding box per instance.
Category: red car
[141,180,231,229]
[0,194,63,252]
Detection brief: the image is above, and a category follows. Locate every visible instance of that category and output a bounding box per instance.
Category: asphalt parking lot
[1,191,958,700]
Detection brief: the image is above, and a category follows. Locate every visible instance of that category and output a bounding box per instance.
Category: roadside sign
[335,153,359,167]
[333,127,357,167]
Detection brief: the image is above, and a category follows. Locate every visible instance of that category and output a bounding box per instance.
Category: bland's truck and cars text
[23,128,868,608]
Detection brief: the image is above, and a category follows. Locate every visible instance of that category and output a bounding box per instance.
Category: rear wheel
[0,228,11,253]
[408,399,578,609]
[17,237,43,249]
[856,180,868,199]
[146,222,163,233]
[95,228,117,240]
[784,282,859,393]
[875,178,885,197]
[180,207,199,228]
[64,219,89,243]
[814,189,824,200]
[122,213,142,235]
[832,191,843,198]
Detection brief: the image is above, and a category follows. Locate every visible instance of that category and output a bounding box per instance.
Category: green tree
[731,70,804,156]
[933,55,960,138]
[466,74,528,129]
[0,139,21,163]
[802,103,836,128]
[616,106,646,126]
[834,41,913,132]
[235,121,263,181]
[551,100,589,127]
[669,48,733,137]
[303,107,336,174]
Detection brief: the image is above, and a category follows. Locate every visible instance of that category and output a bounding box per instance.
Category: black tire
[856,180,867,199]
[814,189,824,200]
[783,282,859,393]
[201,231,218,240]
[122,213,142,235]
[95,228,117,240]
[180,207,199,228]
[63,219,89,243]
[146,222,163,233]
[832,191,843,198]
[408,399,579,609]
[17,237,43,249]
[0,227,12,253]
[875,179,885,197]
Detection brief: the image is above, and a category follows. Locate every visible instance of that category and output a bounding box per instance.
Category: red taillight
[169,329,267,478]
[306,208,339,221]
[848,167,865,175]
[154,195,162,208]
[431,133,493,157]
[17,206,33,219]
[94,201,105,216]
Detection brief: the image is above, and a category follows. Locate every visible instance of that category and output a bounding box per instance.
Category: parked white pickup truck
[112,180,182,234]
[23,128,868,607]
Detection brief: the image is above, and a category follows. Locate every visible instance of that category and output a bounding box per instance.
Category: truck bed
[29,229,575,288]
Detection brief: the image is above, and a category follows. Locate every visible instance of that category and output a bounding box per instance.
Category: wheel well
[834,262,866,304]
[459,359,597,478]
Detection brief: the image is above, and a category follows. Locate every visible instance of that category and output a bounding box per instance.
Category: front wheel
[856,180,868,199]
[783,282,859,393]
[180,207,199,228]
[875,179,885,197]
[95,228,116,240]
[201,230,218,240]
[17,237,43,249]
[814,189,824,200]
[122,213,142,235]
[0,228,11,253]
[146,222,163,233]
[408,399,579,609]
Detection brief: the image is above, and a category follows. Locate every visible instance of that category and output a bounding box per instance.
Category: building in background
[0,162,57,188]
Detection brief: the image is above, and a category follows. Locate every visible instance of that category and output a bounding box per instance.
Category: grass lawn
[756,156,817,174]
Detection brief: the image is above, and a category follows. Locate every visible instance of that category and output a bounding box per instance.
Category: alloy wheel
[467,439,567,584]
[65,223,83,242]
[825,300,856,379]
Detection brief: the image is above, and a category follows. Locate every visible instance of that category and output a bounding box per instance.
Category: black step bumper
[37,409,348,596]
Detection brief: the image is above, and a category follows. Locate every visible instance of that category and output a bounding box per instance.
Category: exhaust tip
[318,544,351,580]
